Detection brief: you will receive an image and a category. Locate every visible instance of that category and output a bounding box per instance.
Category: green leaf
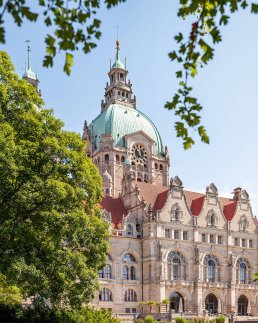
[251,3,258,13]
[63,52,74,75]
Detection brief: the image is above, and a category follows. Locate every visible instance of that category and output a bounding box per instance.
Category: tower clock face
[131,144,147,163]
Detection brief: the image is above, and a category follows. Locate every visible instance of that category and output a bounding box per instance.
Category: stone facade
[85,42,258,318]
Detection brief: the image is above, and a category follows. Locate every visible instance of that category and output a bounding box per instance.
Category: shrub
[144,315,156,323]
[215,316,225,323]
[175,318,187,323]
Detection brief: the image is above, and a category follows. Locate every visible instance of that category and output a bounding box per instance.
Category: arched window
[116,155,120,162]
[210,213,215,226]
[144,174,148,183]
[130,266,136,280]
[207,210,216,226]
[99,288,112,301]
[160,164,163,171]
[104,264,111,279]
[236,258,251,284]
[155,163,158,170]
[99,264,111,279]
[105,188,110,196]
[121,156,125,163]
[171,204,182,222]
[98,268,104,278]
[123,265,129,280]
[107,254,112,261]
[104,154,109,164]
[167,251,186,281]
[123,253,136,262]
[127,224,133,236]
[203,255,220,283]
[124,289,137,302]
[238,295,249,315]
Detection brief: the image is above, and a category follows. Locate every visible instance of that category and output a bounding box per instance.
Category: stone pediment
[124,130,155,143]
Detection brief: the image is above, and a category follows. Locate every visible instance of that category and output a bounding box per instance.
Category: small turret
[23,40,40,94]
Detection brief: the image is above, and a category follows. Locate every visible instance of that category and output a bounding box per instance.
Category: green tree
[0,51,109,308]
[0,1,257,147]
[0,274,22,307]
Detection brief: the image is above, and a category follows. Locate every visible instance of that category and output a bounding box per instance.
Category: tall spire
[26,40,31,71]
[22,41,40,94]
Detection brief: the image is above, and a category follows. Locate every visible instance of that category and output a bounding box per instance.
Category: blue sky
[3,1,258,213]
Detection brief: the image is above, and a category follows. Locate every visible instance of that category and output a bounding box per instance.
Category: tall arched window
[203,255,220,282]
[123,265,129,279]
[99,288,112,301]
[236,258,251,284]
[167,251,186,281]
[131,266,136,280]
[124,289,137,302]
[104,264,111,279]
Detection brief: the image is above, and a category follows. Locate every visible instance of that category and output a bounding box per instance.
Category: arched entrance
[238,295,248,316]
[170,292,184,313]
[205,293,218,314]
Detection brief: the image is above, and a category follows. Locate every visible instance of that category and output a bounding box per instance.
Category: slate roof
[100,183,246,227]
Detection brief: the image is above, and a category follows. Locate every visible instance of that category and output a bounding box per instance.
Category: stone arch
[169,291,185,313]
[204,293,218,314]
[236,291,255,305]
[237,295,249,315]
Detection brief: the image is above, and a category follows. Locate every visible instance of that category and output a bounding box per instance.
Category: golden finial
[116,39,120,50]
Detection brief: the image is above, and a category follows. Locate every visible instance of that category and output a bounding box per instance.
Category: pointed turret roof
[112,40,125,69]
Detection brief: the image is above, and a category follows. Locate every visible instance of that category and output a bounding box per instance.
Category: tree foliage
[166,0,258,149]
[0,51,109,308]
[0,303,120,322]
[1,1,258,147]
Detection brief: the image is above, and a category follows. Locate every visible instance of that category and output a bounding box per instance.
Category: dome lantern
[101,40,136,112]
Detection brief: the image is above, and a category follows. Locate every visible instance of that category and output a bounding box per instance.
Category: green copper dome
[89,104,164,156]
[112,59,125,69]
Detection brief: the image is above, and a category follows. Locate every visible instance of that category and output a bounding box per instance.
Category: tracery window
[99,288,112,301]
[203,255,220,282]
[124,289,137,302]
[123,253,136,262]
[167,251,186,281]
[236,257,251,284]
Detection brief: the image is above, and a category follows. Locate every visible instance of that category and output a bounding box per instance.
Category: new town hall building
[23,41,258,319]
[83,41,258,318]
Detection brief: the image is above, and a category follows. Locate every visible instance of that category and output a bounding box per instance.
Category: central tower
[83,41,170,197]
